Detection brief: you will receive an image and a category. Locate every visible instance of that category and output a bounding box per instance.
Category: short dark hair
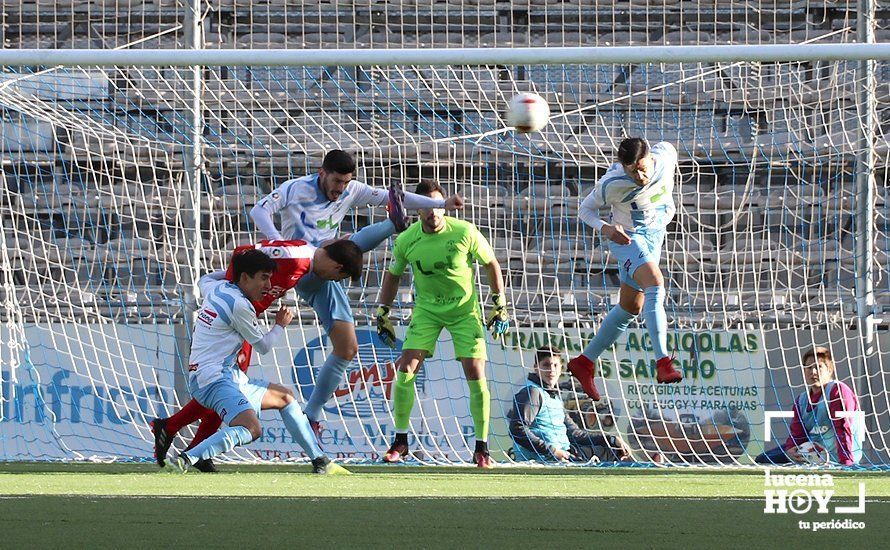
[617,138,649,166]
[535,346,563,365]
[414,179,445,197]
[323,239,364,281]
[802,346,835,377]
[322,149,356,175]
[232,249,277,282]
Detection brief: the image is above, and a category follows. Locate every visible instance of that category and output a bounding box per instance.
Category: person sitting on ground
[509,346,632,463]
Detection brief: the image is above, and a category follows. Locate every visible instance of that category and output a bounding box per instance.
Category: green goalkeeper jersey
[389,216,496,315]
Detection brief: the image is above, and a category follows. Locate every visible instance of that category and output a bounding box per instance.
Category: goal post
[0,42,887,466]
[3,43,890,66]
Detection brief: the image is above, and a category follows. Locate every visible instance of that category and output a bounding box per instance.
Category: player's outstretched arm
[353,181,464,212]
[403,191,465,211]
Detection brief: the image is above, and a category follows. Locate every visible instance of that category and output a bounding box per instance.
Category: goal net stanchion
[0,44,887,467]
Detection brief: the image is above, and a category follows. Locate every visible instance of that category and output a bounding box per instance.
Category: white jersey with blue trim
[254,173,386,246]
[188,279,267,388]
[579,141,678,234]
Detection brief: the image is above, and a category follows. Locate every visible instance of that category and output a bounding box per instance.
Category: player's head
[318,149,356,201]
[534,346,564,388]
[802,346,835,389]
[415,179,446,233]
[617,137,653,186]
[314,239,364,282]
[232,249,277,301]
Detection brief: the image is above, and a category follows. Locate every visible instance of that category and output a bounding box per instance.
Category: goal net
[1,1,888,467]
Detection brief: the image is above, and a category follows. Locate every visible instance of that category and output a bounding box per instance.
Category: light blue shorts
[607,229,665,291]
[189,369,269,425]
[295,272,354,331]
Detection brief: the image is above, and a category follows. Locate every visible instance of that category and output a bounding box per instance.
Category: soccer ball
[796,442,830,466]
[506,92,550,133]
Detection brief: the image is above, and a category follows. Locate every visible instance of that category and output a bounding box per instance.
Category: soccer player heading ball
[568,138,683,401]
[249,150,464,433]
[375,180,510,468]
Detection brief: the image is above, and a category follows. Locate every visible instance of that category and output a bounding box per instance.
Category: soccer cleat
[311,456,352,475]
[192,458,218,473]
[387,185,409,232]
[567,355,601,401]
[168,453,191,473]
[150,417,174,468]
[382,441,409,464]
[656,355,682,384]
[473,451,495,469]
[321,462,352,476]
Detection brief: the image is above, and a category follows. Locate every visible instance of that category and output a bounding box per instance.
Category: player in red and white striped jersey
[152,239,362,472]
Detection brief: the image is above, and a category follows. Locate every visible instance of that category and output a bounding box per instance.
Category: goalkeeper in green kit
[375,180,510,468]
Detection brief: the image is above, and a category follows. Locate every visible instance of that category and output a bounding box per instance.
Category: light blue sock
[582,305,635,361]
[280,402,324,460]
[183,425,253,462]
[304,354,352,420]
[349,219,396,253]
[643,285,670,359]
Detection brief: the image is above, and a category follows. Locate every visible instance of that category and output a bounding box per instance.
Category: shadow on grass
[0,495,886,548]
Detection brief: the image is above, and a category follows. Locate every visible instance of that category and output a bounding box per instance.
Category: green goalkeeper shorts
[402,305,487,360]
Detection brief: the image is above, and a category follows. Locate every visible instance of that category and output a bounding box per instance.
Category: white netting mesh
[1,0,888,467]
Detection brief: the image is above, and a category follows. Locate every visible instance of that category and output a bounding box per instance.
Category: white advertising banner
[0,323,176,460]
[0,323,765,464]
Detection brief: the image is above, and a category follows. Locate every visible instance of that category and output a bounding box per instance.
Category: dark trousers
[755,446,793,465]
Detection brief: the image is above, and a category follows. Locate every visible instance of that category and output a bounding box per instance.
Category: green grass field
[1,463,887,548]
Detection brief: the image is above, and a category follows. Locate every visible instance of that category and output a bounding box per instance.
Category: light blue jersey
[189,279,269,389]
[579,141,678,234]
[254,173,387,246]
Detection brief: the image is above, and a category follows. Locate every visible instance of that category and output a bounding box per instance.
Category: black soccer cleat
[192,458,218,473]
[311,455,351,475]
[151,417,174,468]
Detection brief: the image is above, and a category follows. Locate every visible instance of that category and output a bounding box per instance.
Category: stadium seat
[0,70,110,101]
[598,32,650,46]
[1,118,56,157]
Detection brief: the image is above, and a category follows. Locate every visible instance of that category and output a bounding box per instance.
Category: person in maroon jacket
[756,346,863,466]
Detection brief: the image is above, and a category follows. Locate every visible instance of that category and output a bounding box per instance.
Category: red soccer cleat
[382,440,409,463]
[567,355,601,401]
[656,355,683,384]
[473,451,495,469]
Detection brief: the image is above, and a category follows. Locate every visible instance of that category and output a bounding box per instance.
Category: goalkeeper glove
[376,305,397,349]
[485,293,510,341]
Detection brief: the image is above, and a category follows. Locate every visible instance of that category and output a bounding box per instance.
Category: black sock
[394,433,408,446]
[475,440,488,454]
